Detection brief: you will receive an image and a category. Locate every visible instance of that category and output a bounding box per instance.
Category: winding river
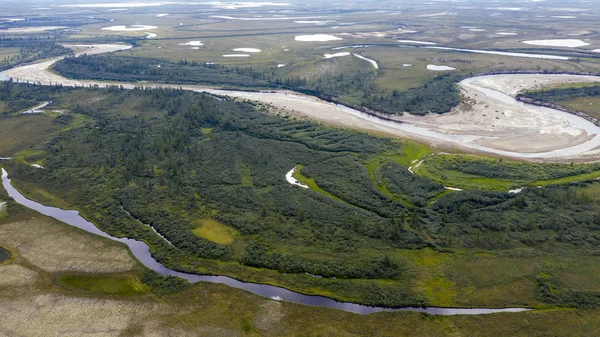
[0,44,591,314]
[1,169,529,315]
[2,44,600,160]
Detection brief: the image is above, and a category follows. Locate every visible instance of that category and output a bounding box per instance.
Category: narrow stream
[1,168,530,315]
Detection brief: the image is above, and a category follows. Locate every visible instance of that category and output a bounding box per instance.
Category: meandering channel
[1,168,530,315]
[2,44,600,160]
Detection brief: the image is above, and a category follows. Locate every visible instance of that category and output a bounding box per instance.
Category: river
[0,168,530,315]
[2,44,600,160]
[0,44,588,314]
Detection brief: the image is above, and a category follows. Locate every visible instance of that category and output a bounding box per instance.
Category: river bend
[1,169,530,315]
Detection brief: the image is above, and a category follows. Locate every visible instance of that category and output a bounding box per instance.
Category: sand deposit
[295,34,342,42]
[354,54,379,69]
[179,41,203,46]
[425,46,570,60]
[4,45,600,161]
[427,65,456,71]
[521,39,590,47]
[0,26,66,33]
[233,48,261,52]
[285,168,308,188]
[323,52,350,58]
[398,40,437,45]
[102,25,158,32]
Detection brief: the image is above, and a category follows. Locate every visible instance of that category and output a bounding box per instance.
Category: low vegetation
[2,204,600,336]
[519,83,600,103]
[58,274,145,296]
[54,54,461,116]
[416,154,600,190]
[0,42,71,72]
[4,82,600,309]
[536,272,600,308]
[518,83,600,119]
[192,219,239,245]
[2,3,600,334]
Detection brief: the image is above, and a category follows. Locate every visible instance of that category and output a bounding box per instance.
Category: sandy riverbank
[3,44,600,162]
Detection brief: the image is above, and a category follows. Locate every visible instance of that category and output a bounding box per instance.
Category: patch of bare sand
[5,45,600,161]
[475,133,592,153]
[471,74,600,96]
[0,220,136,273]
[400,83,593,153]
[63,44,132,56]
[0,26,66,33]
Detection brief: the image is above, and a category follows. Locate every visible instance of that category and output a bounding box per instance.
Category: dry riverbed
[402,74,600,156]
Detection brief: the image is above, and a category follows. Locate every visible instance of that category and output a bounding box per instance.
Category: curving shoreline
[1,169,531,315]
[516,96,600,127]
[3,44,600,161]
[0,44,560,315]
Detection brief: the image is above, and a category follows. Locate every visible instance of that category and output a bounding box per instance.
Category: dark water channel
[1,168,530,315]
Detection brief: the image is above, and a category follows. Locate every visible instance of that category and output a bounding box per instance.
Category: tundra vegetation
[53,54,461,115]
[2,203,600,336]
[2,0,600,334]
[0,42,72,71]
[518,83,600,119]
[2,82,600,312]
